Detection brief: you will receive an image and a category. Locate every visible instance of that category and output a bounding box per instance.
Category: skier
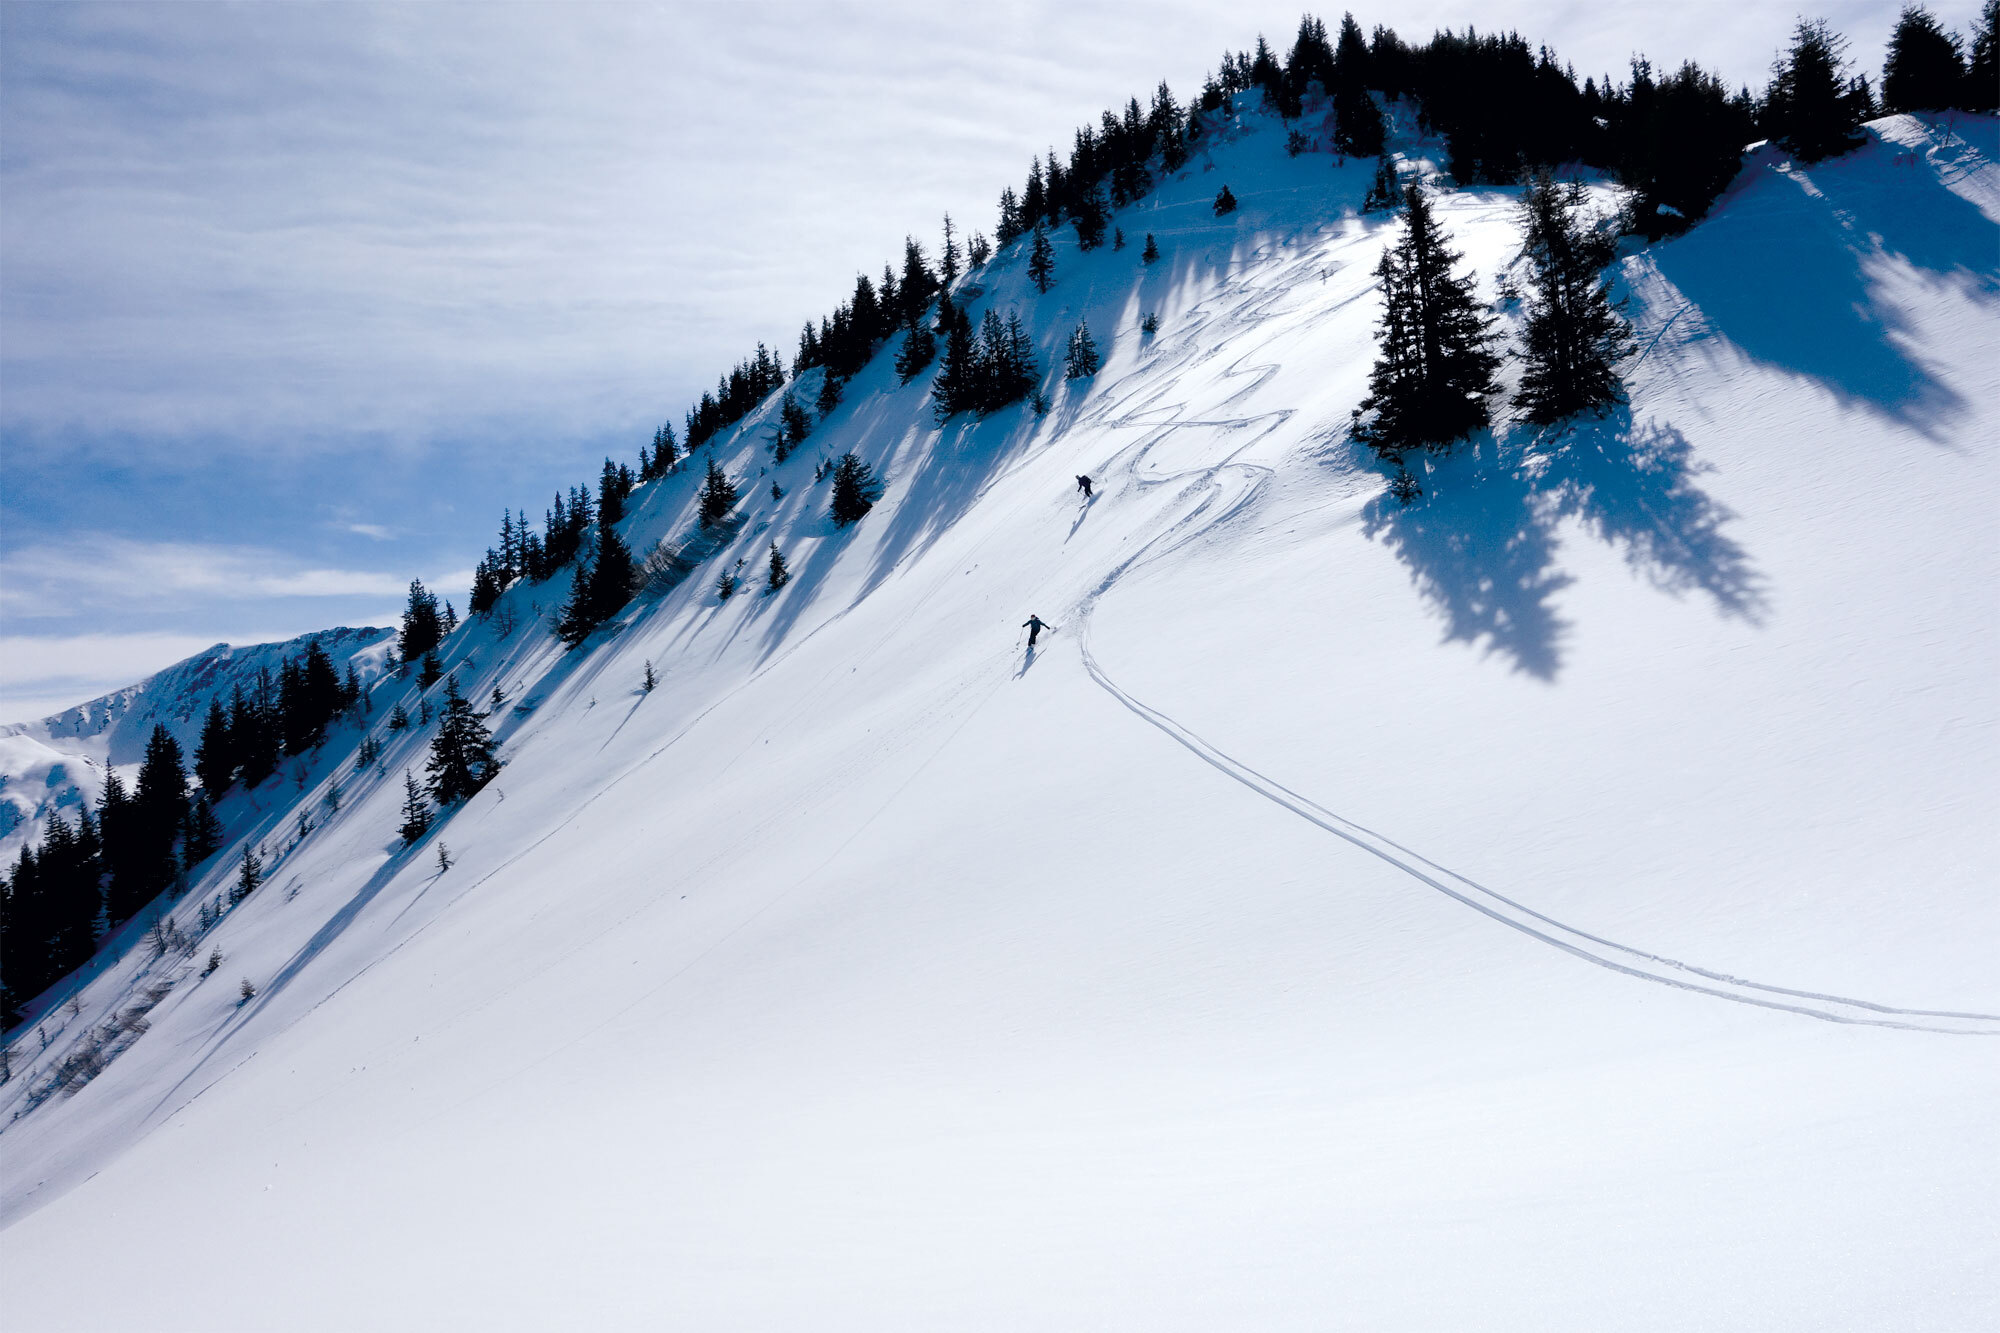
[1021,614,1053,648]
[1076,474,1093,497]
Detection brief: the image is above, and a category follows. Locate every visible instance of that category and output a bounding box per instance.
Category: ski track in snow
[1055,225,2000,1036]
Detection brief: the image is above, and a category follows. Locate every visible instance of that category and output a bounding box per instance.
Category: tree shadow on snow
[1647,132,1981,441]
[1363,434,1574,681]
[1363,408,1764,679]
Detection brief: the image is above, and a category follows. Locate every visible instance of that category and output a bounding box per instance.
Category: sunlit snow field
[3,106,1996,1329]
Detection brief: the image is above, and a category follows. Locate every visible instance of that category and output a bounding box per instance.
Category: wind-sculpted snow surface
[2,111,1996,1331]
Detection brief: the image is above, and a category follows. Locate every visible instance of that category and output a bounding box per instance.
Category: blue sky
[1,0,1967,720]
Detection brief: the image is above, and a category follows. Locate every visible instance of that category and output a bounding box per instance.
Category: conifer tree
[1513,173,1634,423]
[1065,322,1103,379]
[597,458,626,526]
[469,557,504,615]
[1882,5,1968,111]
[968,232,992,268]
[1364,155,1402,212]
[231,844,262,905]
[1763,17,1867,161]
[397,580,444,661]
[829,453,883,526]
[1213,185,1238,216]
[1969,1,1999,110]
[650,423,680,477]
[387,702,411,732]
[1072,185,1110,250]
[184,794,224,866]
[1113,227,1126,251]
[1330,14,1386,156]
[698,456,738,528]
[932,299,979,421]
[780,394,813,454]
[894,322,937,383]
[398,772,431,845]
[1028,224,1056,293]
[1142,233,1159,263]
[424,676,496,806]
[194,697,235,794]
[767,542,792,590]
[1355,183,1499,457]
[815,371,845,416]
[940,214,961,285]
[714,567,739,599]
[555,520,635,648]
[642,660,658,693]
[419,651,443,689]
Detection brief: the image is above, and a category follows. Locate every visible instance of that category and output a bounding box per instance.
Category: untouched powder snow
[2,109,1996,1330]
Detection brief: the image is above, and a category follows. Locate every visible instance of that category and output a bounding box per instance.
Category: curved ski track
[1059,228,2000,1036]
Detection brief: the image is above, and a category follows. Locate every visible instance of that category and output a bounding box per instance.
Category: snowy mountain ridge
[0,627,393,861]
[1,103,1995,1330]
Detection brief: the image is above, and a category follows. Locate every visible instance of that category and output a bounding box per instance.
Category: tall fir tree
[698,456,738,528]
[397,579,445,661]
[1364,155,1402,212]
[1513,173,1634,423]
[424,676,497,806]
[194,697,235,793]
[940,213,961,285]
[1882,5,1968,111]
[894,322,937,383]
[1763,18,1867,162]
[184,794,224,867]
[398,771,431,845]
[1969,0,1999,111]
[767,542,792,590]
[1355,183,1500,457]
[231,843,262,905]
[1028,224,1056,293]
[1065,322,1103,379]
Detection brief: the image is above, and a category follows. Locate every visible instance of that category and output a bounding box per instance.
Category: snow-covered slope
[2,108,1995,1330]
[0,628,394,860]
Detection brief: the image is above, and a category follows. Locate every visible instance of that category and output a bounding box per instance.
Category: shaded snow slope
[2,110,1995,1331]
[0,627,393,861]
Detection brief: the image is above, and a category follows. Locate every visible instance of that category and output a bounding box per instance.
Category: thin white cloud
[0,537,437,618]
[341,522,396,541]
[0,630,235,723]
[2,1,1951,464]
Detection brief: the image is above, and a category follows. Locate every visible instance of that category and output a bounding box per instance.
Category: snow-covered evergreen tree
[1065,322,1102,379]
[1513,173,1634,423]
[829,453,882,527]
[698,456,739,529]
[398,771,431,845]
[424,677,496,806]
[1028,224,1056,293]
[1354,183,1498,458]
